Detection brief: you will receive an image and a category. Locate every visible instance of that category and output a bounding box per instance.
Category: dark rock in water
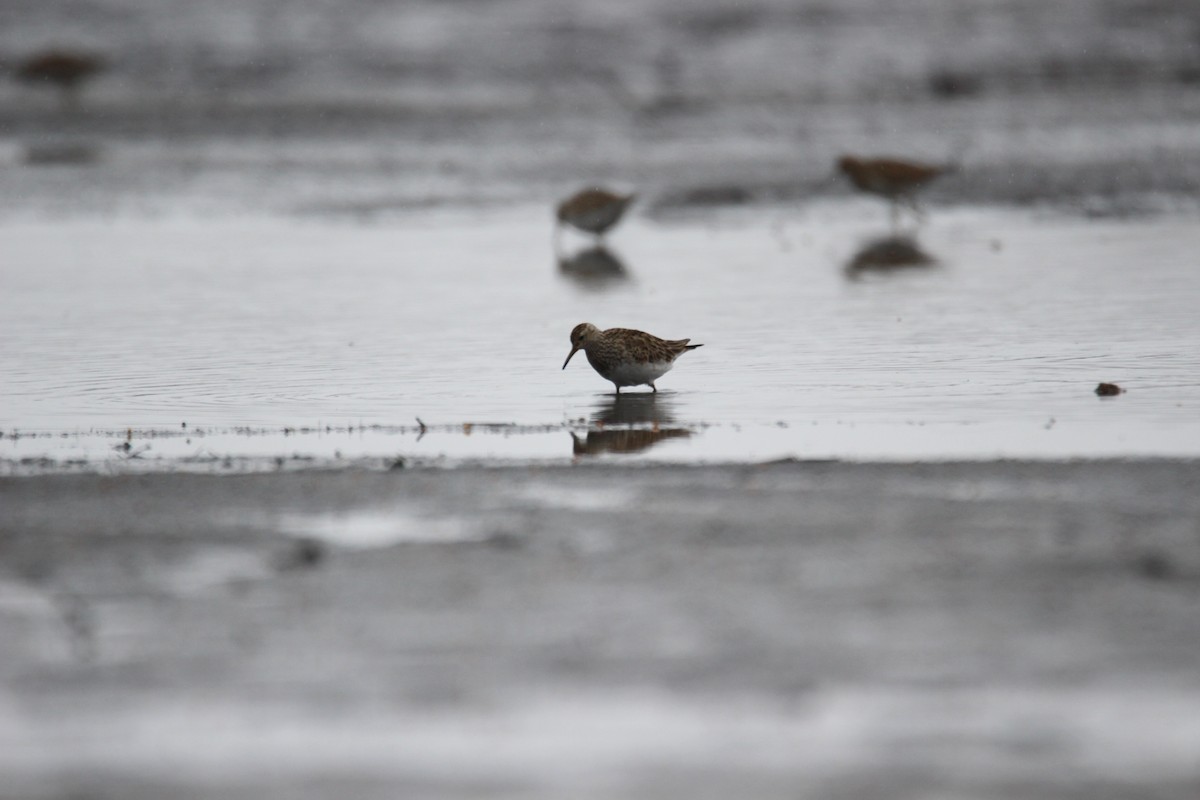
[1176,64,1200,85]
[1095,382,1124,397]
[23,142,101,166]
[279,537,326,570]
[928,68,983,99]
[485,530,523,550]
[1134,551,1172,581]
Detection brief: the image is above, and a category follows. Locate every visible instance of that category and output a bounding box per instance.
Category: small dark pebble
[1134,551,1172,581]
[1176,64,1200,85]
[1095,382,1124,397]
[928,68,983,99]
[487,530,523,549]
[280,538,326,570]
[388,456,407,470]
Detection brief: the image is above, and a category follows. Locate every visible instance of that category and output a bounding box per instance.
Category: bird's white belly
[605,360,673,387]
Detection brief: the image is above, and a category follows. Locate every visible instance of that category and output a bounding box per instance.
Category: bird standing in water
[562,323,702,394]
[15,50,105,107]
[555,188,637,244]
[837,155,952,227]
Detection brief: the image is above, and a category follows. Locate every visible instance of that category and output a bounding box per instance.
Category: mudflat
[2,460,1198,799]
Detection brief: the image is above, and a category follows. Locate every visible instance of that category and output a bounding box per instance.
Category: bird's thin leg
[907,196,926,226]
[614,384,621,395]
[650,382,657,393]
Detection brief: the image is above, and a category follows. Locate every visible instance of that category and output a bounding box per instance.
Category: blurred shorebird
[562,323,702,394]
[14,49,105,106]
[555,188,636,244]
[837,155,953,227]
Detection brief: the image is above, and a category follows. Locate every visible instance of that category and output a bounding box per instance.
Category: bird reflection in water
[557,245,630,289]
[571,392,692,456]
[844,235,937,280]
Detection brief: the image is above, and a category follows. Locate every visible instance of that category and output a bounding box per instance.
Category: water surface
[3,206,1198,467]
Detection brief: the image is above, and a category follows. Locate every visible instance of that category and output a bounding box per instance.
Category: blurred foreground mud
[1,461,1198,799]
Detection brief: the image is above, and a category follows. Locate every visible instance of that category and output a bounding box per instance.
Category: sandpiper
[562,323,702,394]
[555,188,636,242]
[837,155,952,225]
[15,50,105,106]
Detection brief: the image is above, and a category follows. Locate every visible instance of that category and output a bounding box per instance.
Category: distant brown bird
[562,323,702,394]
[555,188,636,242]
[837,155,952,226]
[14,49,105,105]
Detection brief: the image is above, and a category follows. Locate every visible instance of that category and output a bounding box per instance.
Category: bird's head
[836,155,863,176]
[562,322,599,369]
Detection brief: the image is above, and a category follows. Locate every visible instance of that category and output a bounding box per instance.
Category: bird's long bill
[562,346,580,370]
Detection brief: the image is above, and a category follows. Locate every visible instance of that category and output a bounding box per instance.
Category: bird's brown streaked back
[600,327,698,365]
[15,51,105,89]
[562,323,703,393]
[556,188,635,222]
[837,155,950,195]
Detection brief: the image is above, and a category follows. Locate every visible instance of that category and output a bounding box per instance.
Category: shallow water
[3,205,1198,467]
[3,0,1200,468]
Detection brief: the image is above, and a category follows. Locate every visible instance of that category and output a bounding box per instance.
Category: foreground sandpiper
[562,323,702,394]
[837,155,952,225]
[555,188,637,242]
